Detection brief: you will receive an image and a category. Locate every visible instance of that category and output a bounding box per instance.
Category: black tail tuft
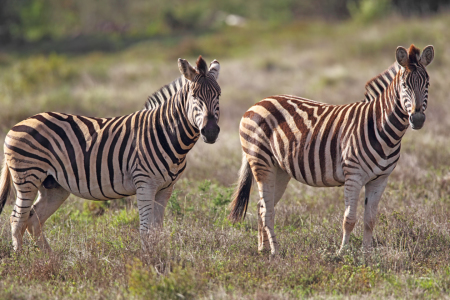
[228,153,253,223]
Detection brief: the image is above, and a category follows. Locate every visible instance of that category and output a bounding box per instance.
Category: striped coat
[229,45,434,255]
[0,56,221,251]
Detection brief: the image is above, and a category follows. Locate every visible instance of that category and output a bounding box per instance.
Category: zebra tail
[0,160,12,215]
[228,153,253,223]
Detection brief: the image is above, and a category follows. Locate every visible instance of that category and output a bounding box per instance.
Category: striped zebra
[229,45,434,255]
[0,56,221,252]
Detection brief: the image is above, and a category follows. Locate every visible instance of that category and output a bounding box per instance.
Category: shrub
[348,0,392,23]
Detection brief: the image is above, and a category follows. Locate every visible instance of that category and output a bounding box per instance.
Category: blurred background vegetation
[0,0,449,46]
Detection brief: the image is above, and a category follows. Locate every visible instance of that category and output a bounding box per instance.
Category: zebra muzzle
[409,112,426,130]
[200,119,220,144]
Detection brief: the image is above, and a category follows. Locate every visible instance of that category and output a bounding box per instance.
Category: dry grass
[1,14,450,299]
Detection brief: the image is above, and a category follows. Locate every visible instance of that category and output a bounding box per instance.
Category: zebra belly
[39,154,137,200]
[274,147,345,188]
[288,164,345,188]
[61,180,136,200]
[55,173,137,201]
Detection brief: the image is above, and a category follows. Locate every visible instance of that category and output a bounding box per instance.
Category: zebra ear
[196,55,208,75]
[208,59,220,80]
[396,46,409,68]
[420,45,434,67]
[178,58,198,81]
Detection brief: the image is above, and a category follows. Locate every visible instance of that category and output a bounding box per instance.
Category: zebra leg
[273,167,291,207]
[154,185,175,227]
[26,185,70,252]
[363,176,389,251]
[257,201,269,252]
[10,183,39,251]
[258,167,290,252]
[135,182,158,242]
[255,169,279,255]
[339,180,363,253]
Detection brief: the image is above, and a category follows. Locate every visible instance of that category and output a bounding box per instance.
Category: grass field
[1,13,450,299]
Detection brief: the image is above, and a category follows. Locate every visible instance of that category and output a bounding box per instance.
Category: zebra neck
[151,85,200,157]
[179,82,201,138]
[145,77,186,110]
[371,74,410,145]
[363,63,400,103]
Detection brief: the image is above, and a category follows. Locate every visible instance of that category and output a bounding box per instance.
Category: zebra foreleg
[339,179,363,254]
[26,185,70,252]
[154,185,175,227]
[363,176,389,251]
[135,182,158,248]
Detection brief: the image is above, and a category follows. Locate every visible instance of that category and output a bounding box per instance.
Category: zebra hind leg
[273,167,291,207]
[257,166,291,253]
[253,164,283,256]
[257,200,270,252]
[10,181,39,252]
[26,185,70,252]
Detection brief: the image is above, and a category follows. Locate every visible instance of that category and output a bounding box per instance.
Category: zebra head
[178,56,221,144]
[396,44,434,130]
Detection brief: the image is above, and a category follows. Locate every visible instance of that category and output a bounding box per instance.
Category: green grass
[1,13,450,299]
[2,177,450,299]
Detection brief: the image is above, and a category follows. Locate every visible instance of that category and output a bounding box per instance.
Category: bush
[348,0,392,23]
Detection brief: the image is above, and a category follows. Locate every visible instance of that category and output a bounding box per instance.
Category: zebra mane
[363,63,401,102]
[145,77,185,110]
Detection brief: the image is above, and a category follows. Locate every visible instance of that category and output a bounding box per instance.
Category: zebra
[229,44,434,255]
[0,56,221,252]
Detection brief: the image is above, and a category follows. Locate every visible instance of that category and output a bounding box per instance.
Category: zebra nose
[409,112,426,130]
[200,119,220,144]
